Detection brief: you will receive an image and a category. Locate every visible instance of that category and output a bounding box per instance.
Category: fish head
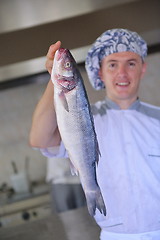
[52,48,78,92]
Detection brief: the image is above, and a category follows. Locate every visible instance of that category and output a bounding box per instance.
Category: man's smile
[116,82,130,86]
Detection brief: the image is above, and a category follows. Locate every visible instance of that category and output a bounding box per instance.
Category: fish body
[51,48,106,217]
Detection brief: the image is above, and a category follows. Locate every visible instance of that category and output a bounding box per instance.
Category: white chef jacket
[92,98,160,234]
[40,98,160,237]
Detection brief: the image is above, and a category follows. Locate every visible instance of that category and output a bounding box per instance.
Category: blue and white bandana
[85,29,148,90]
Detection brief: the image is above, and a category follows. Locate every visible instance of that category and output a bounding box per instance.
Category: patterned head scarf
[85,29,148,90]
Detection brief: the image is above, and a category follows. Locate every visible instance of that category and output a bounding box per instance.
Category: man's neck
[108,97,138,110]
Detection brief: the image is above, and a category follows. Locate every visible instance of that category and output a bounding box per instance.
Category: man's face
[99,52,146,108]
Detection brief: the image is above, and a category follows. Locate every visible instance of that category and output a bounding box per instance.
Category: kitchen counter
[0,183,49,206]
[0,207,100,240]
[0,214,68,240]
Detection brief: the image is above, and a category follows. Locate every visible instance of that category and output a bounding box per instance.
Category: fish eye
[65,62,71,68]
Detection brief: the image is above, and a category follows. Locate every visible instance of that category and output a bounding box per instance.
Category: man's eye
[129,62,136,67]
[109,63,116,68]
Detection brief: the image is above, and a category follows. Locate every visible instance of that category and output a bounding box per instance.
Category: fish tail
[86,188,107,217]
[96,189,107,216]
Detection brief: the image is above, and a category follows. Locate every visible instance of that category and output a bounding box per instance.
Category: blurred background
[0,0,160,239]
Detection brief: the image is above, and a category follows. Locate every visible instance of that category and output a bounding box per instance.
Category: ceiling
[0,0,159,82]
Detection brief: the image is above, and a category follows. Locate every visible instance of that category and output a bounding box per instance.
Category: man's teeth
[117,82,129,86]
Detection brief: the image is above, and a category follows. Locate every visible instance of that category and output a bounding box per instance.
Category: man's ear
[141,62,147,79]
[98,69,103,82]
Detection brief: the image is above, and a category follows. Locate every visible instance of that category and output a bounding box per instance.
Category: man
[29,29,160,239]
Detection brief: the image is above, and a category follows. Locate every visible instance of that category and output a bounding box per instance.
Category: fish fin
[59,91,69,112]
[96,140,101,165]
[85,187,107,217]
[70,161,79,176]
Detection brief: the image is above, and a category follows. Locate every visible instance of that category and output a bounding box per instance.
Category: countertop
[0,207,100,240]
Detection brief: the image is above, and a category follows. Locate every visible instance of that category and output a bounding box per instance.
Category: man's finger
[46,41,61,59]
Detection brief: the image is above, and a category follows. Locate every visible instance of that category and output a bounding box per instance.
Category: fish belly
[54,86,106,216]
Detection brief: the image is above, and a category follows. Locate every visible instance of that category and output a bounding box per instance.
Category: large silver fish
[51,48,106,217]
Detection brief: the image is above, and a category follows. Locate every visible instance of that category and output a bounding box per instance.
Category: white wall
[0,83,47,186]
[139,52,160,106]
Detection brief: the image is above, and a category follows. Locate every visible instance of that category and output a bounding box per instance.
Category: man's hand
[45,41,61,74]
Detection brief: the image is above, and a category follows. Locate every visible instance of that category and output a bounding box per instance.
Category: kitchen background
[1,52,160,188]
[0,0,160,238]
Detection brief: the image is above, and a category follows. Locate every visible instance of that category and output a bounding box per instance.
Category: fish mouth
[57,48,71,61]
[58,76,76,90]
[56,48,68,60]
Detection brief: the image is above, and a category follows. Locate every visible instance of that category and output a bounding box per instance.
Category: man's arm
[29,41,61,148]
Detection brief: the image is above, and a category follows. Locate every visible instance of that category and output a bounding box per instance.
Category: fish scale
[51,48,106,217]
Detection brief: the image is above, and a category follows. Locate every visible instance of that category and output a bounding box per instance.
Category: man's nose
[117,65,127,78]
